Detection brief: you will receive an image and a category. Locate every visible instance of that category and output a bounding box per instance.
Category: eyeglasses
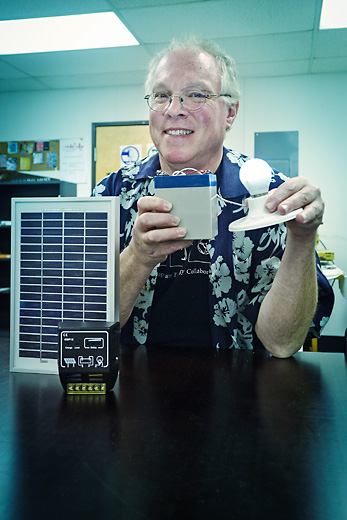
[144,90,232,112]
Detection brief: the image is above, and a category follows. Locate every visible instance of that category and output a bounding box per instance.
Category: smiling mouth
[165,129,193,135]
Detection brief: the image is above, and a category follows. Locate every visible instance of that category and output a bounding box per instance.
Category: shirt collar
[216,148,249,199]
[135,153,161,180]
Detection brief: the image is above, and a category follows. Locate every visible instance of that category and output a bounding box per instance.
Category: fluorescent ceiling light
[319,0,347,29]
[0,12,139,55]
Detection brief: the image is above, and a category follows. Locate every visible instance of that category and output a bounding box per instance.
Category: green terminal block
[66,382,107,395]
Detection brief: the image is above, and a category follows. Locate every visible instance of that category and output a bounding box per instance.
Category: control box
[154,174,218,240]
[58,321,120,395]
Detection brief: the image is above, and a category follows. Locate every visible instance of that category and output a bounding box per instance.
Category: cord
[156,168,247,208]
[213,193,247,208]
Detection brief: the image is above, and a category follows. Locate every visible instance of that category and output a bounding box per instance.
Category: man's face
[148,49,238,175]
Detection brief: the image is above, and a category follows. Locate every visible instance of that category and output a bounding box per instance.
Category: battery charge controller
[58,321,120,395]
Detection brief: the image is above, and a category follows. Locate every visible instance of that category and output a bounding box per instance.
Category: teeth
[166,130,192,135]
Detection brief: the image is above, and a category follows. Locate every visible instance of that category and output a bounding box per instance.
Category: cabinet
[0,173,76,328]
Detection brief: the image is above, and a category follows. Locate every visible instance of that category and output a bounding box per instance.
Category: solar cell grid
[12,201,117,371]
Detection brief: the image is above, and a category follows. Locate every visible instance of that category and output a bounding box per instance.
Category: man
[93,37,333,357]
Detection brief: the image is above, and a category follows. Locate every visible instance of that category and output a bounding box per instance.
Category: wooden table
[1,335,347,520]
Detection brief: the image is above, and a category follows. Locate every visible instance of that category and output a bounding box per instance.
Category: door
[92,121,155,188]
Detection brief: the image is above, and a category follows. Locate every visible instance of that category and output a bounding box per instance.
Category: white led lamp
[228,158,303,232]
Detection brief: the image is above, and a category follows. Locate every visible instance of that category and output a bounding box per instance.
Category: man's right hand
[129,195,192,270]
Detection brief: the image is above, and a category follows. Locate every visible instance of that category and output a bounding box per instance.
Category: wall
[228,73,347,337]
[0,85,147,194]
[0,72,346,335]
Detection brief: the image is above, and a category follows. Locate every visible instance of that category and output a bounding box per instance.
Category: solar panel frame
[10,197,119,374]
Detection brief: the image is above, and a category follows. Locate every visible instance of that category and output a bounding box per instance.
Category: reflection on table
[1,339,347,520]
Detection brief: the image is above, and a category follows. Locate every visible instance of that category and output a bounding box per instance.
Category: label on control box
[60,330,109,371]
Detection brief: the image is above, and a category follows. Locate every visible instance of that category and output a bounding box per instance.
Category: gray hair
[145,36,240,106]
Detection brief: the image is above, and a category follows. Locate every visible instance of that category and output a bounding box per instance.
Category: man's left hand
[265,176,324,236]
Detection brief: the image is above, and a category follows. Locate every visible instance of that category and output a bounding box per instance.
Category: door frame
[91,120,149,189]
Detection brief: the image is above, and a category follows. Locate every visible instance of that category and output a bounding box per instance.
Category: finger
[278,185,319,216]
[137,211,181,232]
[265,177,306,212]
[135,236,192,266]
[293,198,324,226]
[266,177,320,214]
[137,196,172,216]
[146,225,188,244]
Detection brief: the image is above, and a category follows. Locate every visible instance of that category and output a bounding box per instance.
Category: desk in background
[1,334,347,520]
[322,263,346,297]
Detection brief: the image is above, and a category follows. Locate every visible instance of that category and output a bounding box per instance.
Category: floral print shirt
[92,147,334,349]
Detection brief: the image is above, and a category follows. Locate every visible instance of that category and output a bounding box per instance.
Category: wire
[172,168,210,176]
[213,194,247,208]
[156,168,247,208]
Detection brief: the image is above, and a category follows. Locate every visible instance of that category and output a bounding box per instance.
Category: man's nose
[165,95,187,115]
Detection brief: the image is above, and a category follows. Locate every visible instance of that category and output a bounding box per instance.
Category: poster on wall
[147,144,157,157]
[7,157,17,170]
[0,154,7,168]
[120,144,142,167]
[8,142,18,154]
[59,138,86,183]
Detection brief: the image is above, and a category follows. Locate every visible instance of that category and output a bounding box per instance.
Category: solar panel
[10,197,119,374]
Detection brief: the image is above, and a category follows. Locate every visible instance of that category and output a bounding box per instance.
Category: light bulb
[239,158,272,197]
[229,157,303,231]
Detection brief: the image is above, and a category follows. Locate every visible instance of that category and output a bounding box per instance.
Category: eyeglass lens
[148,92,207,111]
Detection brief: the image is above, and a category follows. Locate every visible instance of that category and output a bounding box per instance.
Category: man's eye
[187,91,206,99]
[154,93,169,101]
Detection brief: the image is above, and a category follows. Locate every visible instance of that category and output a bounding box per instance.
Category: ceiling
[0,0,346,93]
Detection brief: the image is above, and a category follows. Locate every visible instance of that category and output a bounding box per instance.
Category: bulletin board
[0,139,60,173]
[92,121,155,188]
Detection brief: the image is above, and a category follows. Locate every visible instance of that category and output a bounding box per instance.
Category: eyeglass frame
[144,90,233,112]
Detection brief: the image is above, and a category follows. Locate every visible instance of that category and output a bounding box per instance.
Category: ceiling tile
[311,56,347,73]
[237,59,310,78]
[110,0,202,7]
[39,69,147,89]
[119,0,317,43]
[2,46,152,77]
[0,77,48,92]
[218,32,313,64]
[0,0,112,20]
[0,0,346,92]
[0,59,28,78]
[313,29,347,58]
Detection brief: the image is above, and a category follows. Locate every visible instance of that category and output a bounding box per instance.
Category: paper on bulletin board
[19,156,31,170]
[59,138,86,183]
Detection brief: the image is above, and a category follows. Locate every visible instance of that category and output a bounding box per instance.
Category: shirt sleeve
[231,230,334,350]
[91,171,119,197]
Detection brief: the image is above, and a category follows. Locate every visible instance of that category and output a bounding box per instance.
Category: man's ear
[226,102,239,131]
